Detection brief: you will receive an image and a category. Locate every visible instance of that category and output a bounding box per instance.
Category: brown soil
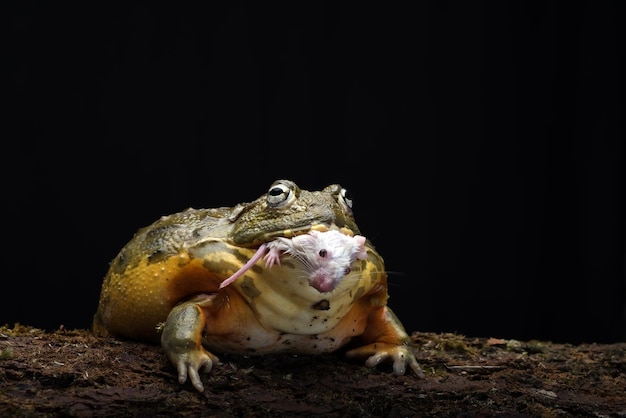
[0,324,624,417]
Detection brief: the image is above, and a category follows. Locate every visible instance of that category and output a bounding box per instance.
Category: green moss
[0,348,12,360]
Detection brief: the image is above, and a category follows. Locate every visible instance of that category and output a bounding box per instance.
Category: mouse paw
[263,246,283,268]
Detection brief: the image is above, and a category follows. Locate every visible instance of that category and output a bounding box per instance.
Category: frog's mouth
[219,225,360,290]
[258,224,356,243]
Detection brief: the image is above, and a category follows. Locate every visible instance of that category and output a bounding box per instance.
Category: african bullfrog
[93,179,423,392]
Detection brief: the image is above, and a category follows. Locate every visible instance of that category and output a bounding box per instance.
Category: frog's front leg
[160,294,222,392]
[345,306,425,378]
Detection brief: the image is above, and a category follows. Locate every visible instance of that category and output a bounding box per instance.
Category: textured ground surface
[0,324,624,417]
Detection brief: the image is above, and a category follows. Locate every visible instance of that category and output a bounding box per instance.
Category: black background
[6,3,624,344]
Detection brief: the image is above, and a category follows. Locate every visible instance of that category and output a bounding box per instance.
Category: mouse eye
[344,267,351,275]
[319,249,327,258]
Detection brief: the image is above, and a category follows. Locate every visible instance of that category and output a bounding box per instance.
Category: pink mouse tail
[219,243,268,289]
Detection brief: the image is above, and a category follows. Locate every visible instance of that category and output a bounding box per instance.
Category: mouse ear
[353,235,368,260]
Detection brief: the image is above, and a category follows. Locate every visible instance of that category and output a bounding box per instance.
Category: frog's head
[229,180,361,246]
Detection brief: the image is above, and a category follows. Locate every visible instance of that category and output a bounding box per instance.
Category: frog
[92,179,424,392]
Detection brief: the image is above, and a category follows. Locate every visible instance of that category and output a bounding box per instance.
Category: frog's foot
[161,295,223,392]
[170,346,219,392]
[345,342,425,378]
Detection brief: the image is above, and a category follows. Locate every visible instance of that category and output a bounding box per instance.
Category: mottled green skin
[229,181,361,246]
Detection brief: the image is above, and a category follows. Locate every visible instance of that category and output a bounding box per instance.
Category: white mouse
[263,229,368,293]
[219,230,368,292]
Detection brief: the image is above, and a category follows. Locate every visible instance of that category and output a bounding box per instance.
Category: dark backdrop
[6,3,624,344]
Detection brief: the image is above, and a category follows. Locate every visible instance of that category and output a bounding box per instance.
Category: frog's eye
[339,188,353,209]
[267,183,294,207]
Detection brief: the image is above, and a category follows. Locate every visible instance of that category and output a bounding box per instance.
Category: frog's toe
[346,343,424,378]
[405,353,425,378]
[174,349,219,392]
[385,349,424,378]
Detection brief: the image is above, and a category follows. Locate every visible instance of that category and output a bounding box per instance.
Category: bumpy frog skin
[93,180,424,392]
